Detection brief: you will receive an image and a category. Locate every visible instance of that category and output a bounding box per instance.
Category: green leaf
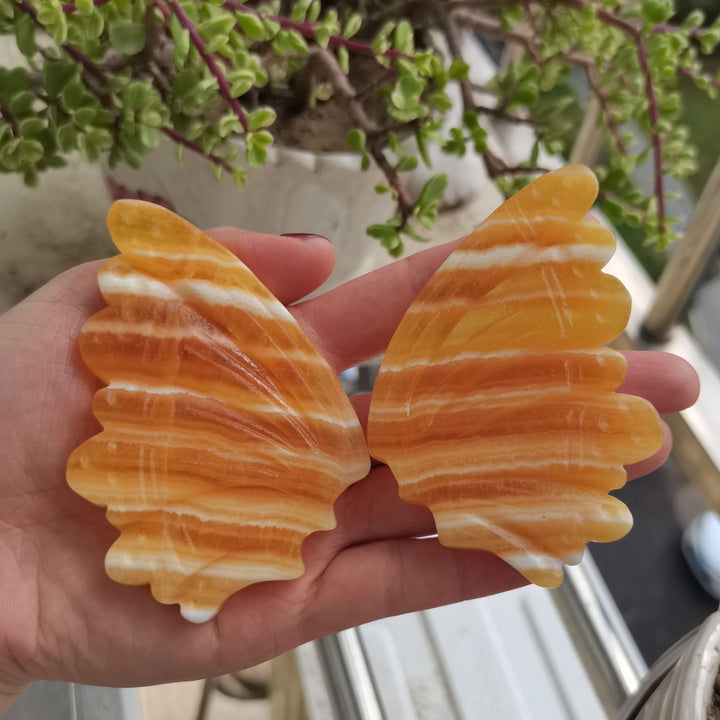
[77,132,100,163]
[245,130,272,168]
[390,73,425,111]
[343,12,362,39]
[236,12,266,41]
[43,60,76,99]
[395,154,418,172]
[231,167,247,188]
[247,107,276,130]
[501,5,525,30]
[682,9,704,29]
[173,68,201,98]
[602,198,626,225]
[122,82,148,112]
[205,33,229,54]
[19,117,44,138]
[262,18,281,39]
[367,223,400,249]
[227,68,256,96]
[56,124,77,152]
[109,20,146,55]
[640,0,673,25]
[74,107,97,126]
[346,128,366,153]
[388,132,404,156]
[448,60,470,81]
[338,46,349,74]
[213,162,223,182]
[415,174,448,212]
[87,127,113,150]
[413,135,429,170]
[697,29,720,55]
[509,83,539,108]
[1,67,30,99]
[15,13,35,58]
[400,224,429,244]
[315,24,330,48]
[290,0,311,23]
[394,20,414,54]
[429,91,452,112]
[87,11,105,38]
[137,123,160,148]
[75,0,95,14]
[375,184,390,194]
[9,90,36,115]
[307,0,321,22]
[198,15,236,40]
[286,29,308,55]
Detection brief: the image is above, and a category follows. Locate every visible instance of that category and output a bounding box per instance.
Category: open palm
[0,227,699,708]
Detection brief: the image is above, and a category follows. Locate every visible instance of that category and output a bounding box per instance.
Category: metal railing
[568,102,720,515]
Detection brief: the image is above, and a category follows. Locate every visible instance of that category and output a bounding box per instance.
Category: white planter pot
[617,608,720,719]
[105,138,396,292]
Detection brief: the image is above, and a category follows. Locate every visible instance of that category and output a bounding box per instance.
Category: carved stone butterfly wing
[67,202,370,621]
[367,165,664,587]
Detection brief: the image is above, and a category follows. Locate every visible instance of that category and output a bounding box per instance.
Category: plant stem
[551,0,666,236]
[475,104,533,124]
[679,65,720,89]
[14,0,109,91]
[304,47,413,223]
[581,65,627,155]
[634,32,665,236]
[483,147,548,179]
[163,0,248,131]
[598,188,649,223]
[221,0,412,61]
[161,127,233,171]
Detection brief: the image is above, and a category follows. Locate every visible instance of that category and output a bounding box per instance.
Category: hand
[0,227,699,708]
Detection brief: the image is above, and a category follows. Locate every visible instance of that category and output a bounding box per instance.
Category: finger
[295,239,462,371]
[626,419,672,480]
[302,467,436,564]
[350,393,371,432]
[619,351,699,414]
[207,228,335,305]
[302,537,526,638]
[1,261,106,353]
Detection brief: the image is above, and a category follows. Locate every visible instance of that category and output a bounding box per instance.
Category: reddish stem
[15,0,108,87]
[161,127,232,171]
[634,34,665,235]
[162,0,248,131]
[222,0,412,61]
[679,64,720,88]
[548,0,666,236]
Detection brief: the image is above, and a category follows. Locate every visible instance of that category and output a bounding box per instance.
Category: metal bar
[642,154,720,341]
[313,631,384,720]
[569,96,603,168]
[551,553,648,714]
[602,209,720,511]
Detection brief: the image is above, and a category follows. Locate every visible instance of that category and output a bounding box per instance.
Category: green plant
[1,0,719,254]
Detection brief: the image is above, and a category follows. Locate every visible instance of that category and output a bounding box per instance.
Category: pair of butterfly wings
[67,165,663,622]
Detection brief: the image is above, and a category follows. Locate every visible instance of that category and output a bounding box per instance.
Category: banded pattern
[367,165,664,588]
[67,201,370,622]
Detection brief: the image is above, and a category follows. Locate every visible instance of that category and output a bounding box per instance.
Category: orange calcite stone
[67,201,370,622]
[367,165,664,587]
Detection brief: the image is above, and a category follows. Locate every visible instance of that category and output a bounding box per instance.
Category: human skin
[0,228,699,710]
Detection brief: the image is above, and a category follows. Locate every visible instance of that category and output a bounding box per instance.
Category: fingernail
[281,233,329,242]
